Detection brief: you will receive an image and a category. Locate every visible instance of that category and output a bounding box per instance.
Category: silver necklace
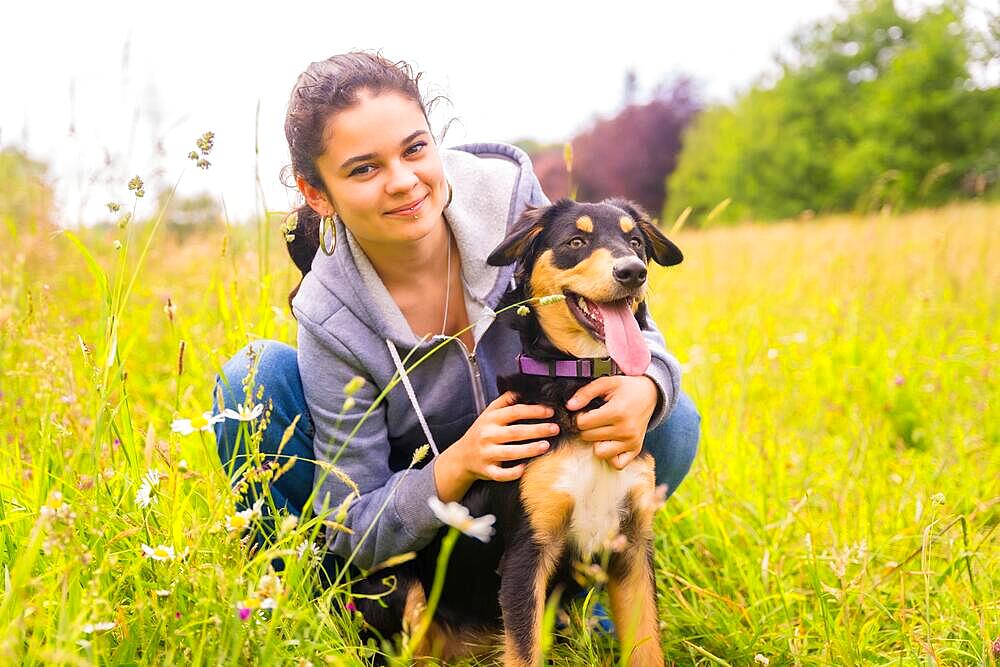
[440,230,452,336]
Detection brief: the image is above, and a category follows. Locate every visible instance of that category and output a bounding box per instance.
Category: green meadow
[0,196,997,665]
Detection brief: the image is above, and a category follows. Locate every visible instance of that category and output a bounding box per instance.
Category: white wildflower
[296,540,321,561]
[141,543,176,561]
[135,469,163,508]
[135,484,155,509]
[172,411,224,435]
[257,573,283,605]
[82,621,116,634]
[223,403,264,423]
[427,497,495,543]
[225,497,265,533]
[143,469,162,487]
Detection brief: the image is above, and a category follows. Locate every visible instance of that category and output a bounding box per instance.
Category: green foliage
[667,0,1000,225]
[1,174,998,662]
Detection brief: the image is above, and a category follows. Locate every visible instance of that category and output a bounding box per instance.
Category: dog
[351,197,683,666]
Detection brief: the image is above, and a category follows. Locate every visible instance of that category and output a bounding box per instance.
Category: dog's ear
[604,197,683,267]
[487,206,548,267]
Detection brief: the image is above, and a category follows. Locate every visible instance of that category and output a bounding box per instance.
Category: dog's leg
[500,532,565,667]
[608,542,663,667]
[503,451,577,666]
[608,467,664,667]
[402,580,455,663]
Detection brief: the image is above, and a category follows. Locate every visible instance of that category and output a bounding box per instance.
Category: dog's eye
[567,237,587,249]
[630,237,643,251]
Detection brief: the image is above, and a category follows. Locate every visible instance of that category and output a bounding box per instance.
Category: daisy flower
[223,403,264,423]
[135,468,163,509]
[225,497,264,533]
[135,484,155,509]
[141,543,176,561]
[427,497,495,543]
[296,540,321,561]
[172,411,224,436]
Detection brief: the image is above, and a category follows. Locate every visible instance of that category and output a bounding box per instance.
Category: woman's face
[303,90,448,248]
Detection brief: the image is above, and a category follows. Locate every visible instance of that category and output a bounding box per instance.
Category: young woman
[214,52,701,573]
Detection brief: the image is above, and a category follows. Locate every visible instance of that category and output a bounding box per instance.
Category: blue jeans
[214,340,701,516]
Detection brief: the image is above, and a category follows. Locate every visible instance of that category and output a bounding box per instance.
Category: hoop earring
[319,214,338,256]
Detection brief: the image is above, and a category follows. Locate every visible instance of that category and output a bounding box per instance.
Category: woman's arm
[297,320,446,570]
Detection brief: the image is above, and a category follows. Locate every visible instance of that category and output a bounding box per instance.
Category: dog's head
[487,198,682,376]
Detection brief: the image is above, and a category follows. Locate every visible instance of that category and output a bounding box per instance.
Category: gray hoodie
[291,142,682,569]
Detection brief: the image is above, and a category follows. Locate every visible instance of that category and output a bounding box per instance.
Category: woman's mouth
[385,195,427,216]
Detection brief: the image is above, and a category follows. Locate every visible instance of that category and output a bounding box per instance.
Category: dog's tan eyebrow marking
[575,216,594,233]
[619,216,635,233]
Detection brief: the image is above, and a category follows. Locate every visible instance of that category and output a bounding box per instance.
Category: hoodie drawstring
[386,339,440,458]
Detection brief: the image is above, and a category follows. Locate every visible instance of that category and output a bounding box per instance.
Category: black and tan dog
[352,197,683,666]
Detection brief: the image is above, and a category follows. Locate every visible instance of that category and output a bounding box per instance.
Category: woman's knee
[212,339,306,463]
[644,390,701,497]
[215,339,300,410]
[212,339,315,515]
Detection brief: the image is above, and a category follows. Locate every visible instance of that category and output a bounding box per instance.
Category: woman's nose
[385,162,419,194]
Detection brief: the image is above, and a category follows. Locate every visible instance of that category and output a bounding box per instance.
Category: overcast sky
[1,0,948,225]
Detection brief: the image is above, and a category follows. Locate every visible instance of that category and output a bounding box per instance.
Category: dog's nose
[613,257,647,288]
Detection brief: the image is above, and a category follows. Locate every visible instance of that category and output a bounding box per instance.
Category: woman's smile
[385,194,427,216]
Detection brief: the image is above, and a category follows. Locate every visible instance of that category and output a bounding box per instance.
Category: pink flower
[238,607,251,622]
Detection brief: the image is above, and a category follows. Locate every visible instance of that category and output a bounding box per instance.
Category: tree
[667,0,1000,224]
[530,77,700,216]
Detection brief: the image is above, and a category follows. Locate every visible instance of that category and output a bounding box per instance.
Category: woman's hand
[566,375,658,470]
[433,391,557,502]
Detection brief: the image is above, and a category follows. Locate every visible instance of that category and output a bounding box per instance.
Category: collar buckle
[592,357,615,377]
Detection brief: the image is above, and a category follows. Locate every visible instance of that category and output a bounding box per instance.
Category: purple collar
[516,354,621,378]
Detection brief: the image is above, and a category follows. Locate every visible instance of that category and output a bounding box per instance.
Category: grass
[0,188,997,665]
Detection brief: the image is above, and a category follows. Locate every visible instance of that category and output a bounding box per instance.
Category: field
[0,200,997,665]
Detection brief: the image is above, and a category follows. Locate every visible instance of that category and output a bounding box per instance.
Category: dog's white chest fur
[552,446,644,558]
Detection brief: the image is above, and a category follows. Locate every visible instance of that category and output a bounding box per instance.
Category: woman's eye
[404,141,427,156]
[567,237,586,249]
[349,164,375,177]
[630,237,643,251]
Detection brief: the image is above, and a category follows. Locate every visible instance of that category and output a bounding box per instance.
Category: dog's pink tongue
[595,301,651,376]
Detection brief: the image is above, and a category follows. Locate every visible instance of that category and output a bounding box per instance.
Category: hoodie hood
[295,143,539,349]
